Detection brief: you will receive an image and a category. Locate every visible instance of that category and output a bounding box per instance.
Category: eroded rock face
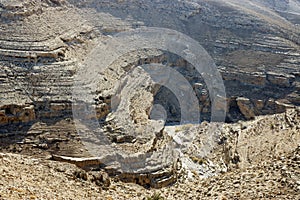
[0,0,129,126]
[220,107,300,170]
[1,0,299,127]
[267,72,295,87]
[0,0,300,189]
[0,105,35,125]
[236,97,255,120]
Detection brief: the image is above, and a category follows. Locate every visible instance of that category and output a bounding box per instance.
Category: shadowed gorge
[0,0,299,199]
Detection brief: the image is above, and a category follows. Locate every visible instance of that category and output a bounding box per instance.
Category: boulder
[275,101,295,113]
[253,99,265,111]
[236,97,255,120]
[0,104,36,125]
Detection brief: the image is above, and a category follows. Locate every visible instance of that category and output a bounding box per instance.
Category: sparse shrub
[191,156,206,165]
[145,192,164,200]
[73,170,88,181]
[175,126,183,133]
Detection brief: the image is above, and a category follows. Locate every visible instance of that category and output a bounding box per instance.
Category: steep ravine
[0,0,299,197]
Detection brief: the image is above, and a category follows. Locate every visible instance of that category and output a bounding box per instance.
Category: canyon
[0,0,299,199]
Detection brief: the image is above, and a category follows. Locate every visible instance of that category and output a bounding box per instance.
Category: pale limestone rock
[236,97,255,120]
[275,101,295,113]
[0,0,300,193]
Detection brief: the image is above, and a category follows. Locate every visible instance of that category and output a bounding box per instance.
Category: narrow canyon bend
[0,0,300,199]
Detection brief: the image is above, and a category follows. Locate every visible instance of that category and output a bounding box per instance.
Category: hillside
[0,0,299,199]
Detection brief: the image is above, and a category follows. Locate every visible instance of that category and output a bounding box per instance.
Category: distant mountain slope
[252,0,300,15]
[227,0,300,24]
[68,0,300,43]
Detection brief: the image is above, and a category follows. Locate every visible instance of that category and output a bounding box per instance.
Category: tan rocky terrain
[0,108,299,199]
[0,0,300,199]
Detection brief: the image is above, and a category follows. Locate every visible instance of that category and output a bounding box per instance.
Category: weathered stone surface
[0,0,299,126]
[253,99,265,111]
[1,105,300,198]
[221,69,267,86]
[89,171,111,187]
[0,104,35,125]
[51,154,177,188]
[275,101,295,113]
[287,92,300,104]
[236,97,255,120]
[267,72,295,87]
[221,107,300,170]
[0,0,300,195]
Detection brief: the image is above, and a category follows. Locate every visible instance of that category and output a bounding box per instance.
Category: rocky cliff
[0,0,300,194]
[1,0,299,127]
